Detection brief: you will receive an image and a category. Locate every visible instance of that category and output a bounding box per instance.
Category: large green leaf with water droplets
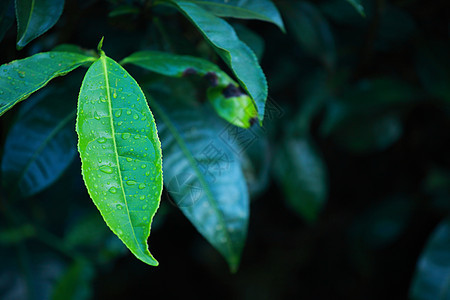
[1,85,77,198]
[76,54,163,266]
[165,0,268,124]
[121,51,257,128]
[149,87,249,272]
[188,0,285,32]
[0,51,95,117]
[15,0,65,49]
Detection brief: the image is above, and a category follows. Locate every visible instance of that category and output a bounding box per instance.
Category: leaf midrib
[101,55,144,257]
[151,99,236,260]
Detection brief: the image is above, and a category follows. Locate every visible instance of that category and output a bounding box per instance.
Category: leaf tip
[97,36,105,55]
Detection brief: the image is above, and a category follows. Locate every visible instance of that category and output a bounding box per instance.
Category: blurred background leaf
[410,218,450,300]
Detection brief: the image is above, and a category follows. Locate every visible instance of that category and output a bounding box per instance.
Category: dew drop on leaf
[99,165,113,174]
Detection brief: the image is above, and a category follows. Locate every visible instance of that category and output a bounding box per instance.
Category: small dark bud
[249,117,258,127]
[182,68,197,76]
[222,84,244,98]
[204,72,219,87]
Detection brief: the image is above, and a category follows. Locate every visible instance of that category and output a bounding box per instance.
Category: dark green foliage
[0,0,448,298]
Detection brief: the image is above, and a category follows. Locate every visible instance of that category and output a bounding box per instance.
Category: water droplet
[133,134,140,140]
[141,164,146,169]
[138,183,146,190]
[98,137,106,143]
[140,195,145,200]
[18,72,25,78]
[126,110,131,115]
[98,158,102,163]
[113,92,117,98]
[133,114,139,120]
[109,187,117,194]
[117,229,123,235]
[49,53,55,58]
[142,205,148,209]
[132,167,137,171]
[100,165,113,174]
[94,111,100,120]
[115,109,122,117]
[127,180,136,185]
[145,171,150,176]
[121,96,125,100]
[118,121,123,126]
[122,133,131,139]
[126,157,132,162]
[143,216,148,221]
[0,91,3,95]
[123,74,127,78]
[130,148,134,152]
[116,204,123,210]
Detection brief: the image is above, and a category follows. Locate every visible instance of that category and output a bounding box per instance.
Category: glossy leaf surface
[167,0,268,123]
[121,50,257,128]
[150,88,249,272]
[0,51,95,116]
[410,218,450,300]
[189,0,285,32]
[76,54,162,266]
[1,86,77,198]
[15,0,65,48]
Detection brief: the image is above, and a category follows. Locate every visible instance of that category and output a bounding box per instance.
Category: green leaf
[320,77,417,153]
[51,260,94,300]
[165,0,268,123]
[345,0,365,17]
[15,0,65,49]
[410,218,450,300]
[1,86,77,198]
[121,50,257,128]
[188,0,285,32]
[282,1,336,69]
[274,136,328,223]
[415,42,450,103]
[53,44,99,58]
[0,51,95,117]
[0,0,14,43]
[149,88,249,272]
[76,53,163,266]
[232,23,265,61]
